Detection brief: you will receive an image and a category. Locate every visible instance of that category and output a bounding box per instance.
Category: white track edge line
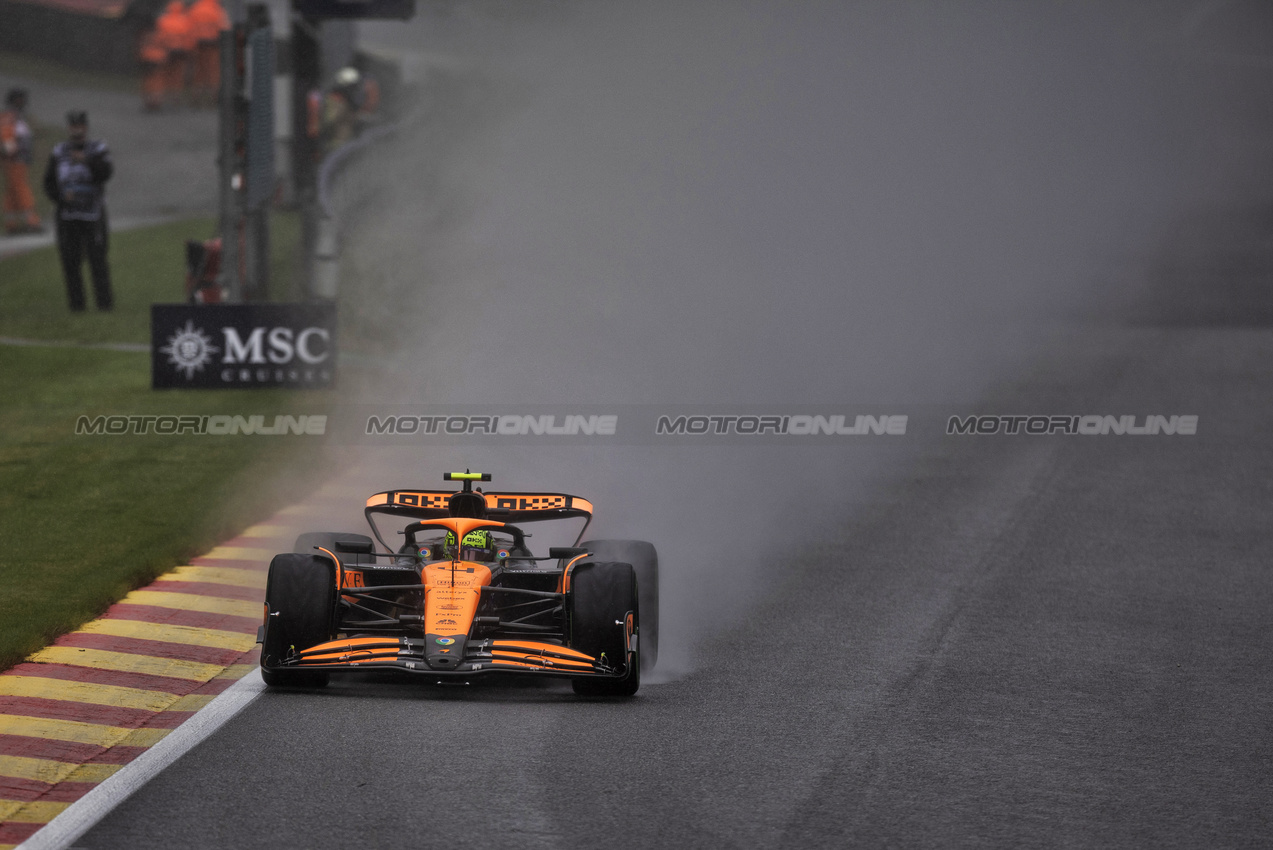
[0,336,149,353]
[16,671,266,850]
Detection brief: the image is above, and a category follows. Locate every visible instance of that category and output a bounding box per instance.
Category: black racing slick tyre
[580,540,658,673]
[261,553,337,688]
[569,561,640,697]
[293,532,375,566]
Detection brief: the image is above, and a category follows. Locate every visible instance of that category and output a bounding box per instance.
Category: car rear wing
[365,490,594,525]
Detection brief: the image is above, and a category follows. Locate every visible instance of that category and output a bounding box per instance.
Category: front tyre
[569,561,640,697]
[261,553,337,688]
[580,540,658,673]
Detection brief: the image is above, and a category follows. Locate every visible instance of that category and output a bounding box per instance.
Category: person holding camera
[43,111,114,312]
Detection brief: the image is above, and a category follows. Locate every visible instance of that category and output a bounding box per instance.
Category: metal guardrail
[310,121,401,300]
[317,121,401,219]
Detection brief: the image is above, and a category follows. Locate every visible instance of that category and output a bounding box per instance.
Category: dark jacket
[43,139,113,221]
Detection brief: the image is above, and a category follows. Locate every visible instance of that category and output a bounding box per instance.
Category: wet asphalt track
[76,318,1273,849]
[80,2,1273,847]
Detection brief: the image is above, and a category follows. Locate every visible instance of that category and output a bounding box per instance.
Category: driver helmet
[444,529,495,561]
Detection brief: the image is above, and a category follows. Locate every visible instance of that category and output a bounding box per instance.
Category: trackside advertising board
[151,303,337,389]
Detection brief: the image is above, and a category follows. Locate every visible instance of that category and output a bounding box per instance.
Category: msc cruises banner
[151,304,336,389]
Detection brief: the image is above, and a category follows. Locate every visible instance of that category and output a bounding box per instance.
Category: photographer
[43,111,113,312]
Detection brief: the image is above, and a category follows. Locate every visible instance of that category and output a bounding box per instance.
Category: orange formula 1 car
[258,472,658,696]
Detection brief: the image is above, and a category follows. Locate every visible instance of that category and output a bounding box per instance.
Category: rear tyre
[569,561,640,697]
[580,540,658,673]
[261,553,337,688]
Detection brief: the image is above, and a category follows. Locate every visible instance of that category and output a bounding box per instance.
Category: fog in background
[296,1,1273,676]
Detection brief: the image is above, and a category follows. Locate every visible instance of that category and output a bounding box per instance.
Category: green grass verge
[0,213,330,671]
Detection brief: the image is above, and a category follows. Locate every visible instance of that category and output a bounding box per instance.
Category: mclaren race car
[258,472,657,696]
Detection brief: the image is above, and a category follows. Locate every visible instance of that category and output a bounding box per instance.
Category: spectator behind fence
[43,111,113,312]
[1,89,42,234]
[322,67,381,152]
